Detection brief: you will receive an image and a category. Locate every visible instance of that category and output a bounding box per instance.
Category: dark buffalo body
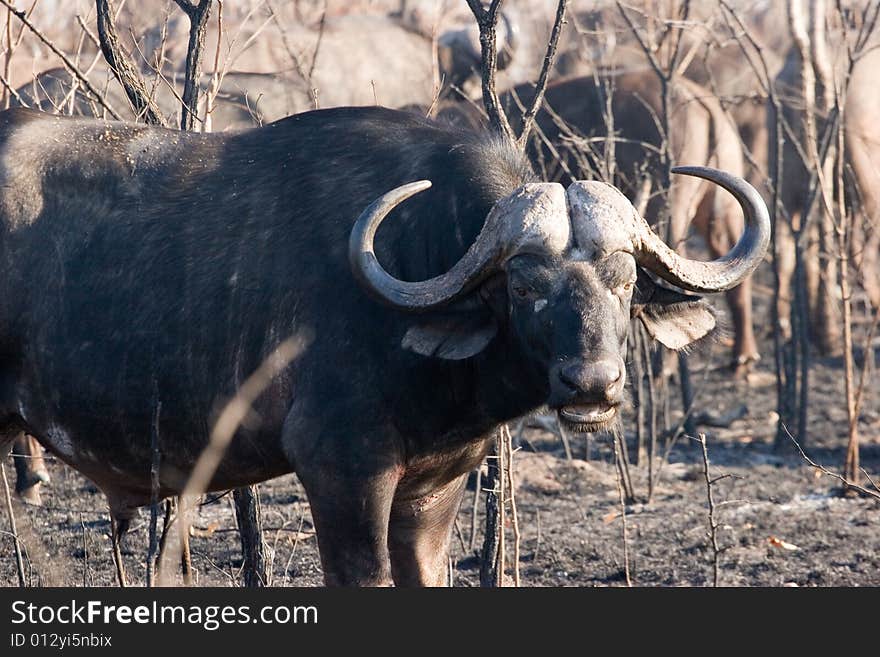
[0,107,531,500]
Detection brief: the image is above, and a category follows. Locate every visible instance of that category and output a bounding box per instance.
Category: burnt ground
[1,291,879,588]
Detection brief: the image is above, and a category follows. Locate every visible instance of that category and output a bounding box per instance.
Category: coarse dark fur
[0,104,531,478]
[0,106,712,585]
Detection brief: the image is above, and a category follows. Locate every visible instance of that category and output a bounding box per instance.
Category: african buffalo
[0,106,768,586]
[771,42,880,351]
[14,66,291,129]
[163,10,516,111]
[554,0,788,192]
[14,8,517,127]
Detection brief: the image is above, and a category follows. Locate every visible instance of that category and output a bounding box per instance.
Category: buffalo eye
[612,280,635,299]
[514,286,530,299]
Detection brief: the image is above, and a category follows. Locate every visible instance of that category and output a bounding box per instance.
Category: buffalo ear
[401,276,504,360]
[402,314,497,360]
[632,271,716,350]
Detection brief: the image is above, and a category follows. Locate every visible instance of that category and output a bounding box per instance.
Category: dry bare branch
[502,423,520,587]
[146,396,161,587]
[782,424,880,501]
[0,67,25,106]
[202,0,223,132]
[95,0,165,124]
[612,431,632,587]
[158,336,306,584]
[172,0,214,131]
[479,441,501,586]
[466,0,514,141]
[697,433,721,587]
[233,485,268,587]
[1,462,25,587]
[0,0,123,119]
[110,516,127,587]
[2,0,37,110]
[516,0,569,149]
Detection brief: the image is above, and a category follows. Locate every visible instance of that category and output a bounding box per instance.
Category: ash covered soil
[2,297,879,588]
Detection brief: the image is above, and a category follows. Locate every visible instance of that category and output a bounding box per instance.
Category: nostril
[558,364,582,392]
[603,363,623,394]
[606,363,622,383]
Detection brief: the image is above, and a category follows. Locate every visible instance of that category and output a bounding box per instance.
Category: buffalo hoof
[31,469,51,485]
[731,353,760,380]
[16,482,43,506]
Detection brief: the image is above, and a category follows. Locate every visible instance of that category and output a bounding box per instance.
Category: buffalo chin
[556,403,618,434]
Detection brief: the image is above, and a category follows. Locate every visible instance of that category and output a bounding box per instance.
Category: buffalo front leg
[298,462,401,587]
[699,186,760,370]
[389,475,468,587]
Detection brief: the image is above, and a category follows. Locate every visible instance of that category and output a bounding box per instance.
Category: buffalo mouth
[557,403,618,433]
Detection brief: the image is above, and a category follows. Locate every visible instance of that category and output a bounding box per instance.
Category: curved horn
[633,166,770,293]
[348,181,508,311]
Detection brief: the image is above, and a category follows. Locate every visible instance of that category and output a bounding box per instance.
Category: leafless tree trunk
[479,439,500,587]
[172,0,213,130]
[467,0,569,147]
[233,485,268,587]
[146,395,161,587]
[95,0,166,125]
[808,0,842,356]
[617,0,694,465]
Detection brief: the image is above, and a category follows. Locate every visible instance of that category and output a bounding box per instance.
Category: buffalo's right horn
[350,181,569,310]
[349,181,507,311]
[633,166,770,293]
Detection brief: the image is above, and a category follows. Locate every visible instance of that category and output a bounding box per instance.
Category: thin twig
[1,462,25,587]
[110,516,128,587]
[202,0,223,132]
[468,467,480,553]
[159,337,306,583]
[306,0,327,83]
[146,396,161,587]
[0,68,25,106]
[612,432,631,587]
[782,424,880,500]
[283,505,307,582]
[697,433,721,587]
[2,0,37,110]
[80,512,90,587]
[516,0,568,149]
[0,0,122,120]
[503,424,520,587]
[496,427,505,587]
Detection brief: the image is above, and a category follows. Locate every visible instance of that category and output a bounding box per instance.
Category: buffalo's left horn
[349,181,507,311]
[633,166,770,293]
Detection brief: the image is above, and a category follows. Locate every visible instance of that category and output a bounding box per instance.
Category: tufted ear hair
[631,269,717,350]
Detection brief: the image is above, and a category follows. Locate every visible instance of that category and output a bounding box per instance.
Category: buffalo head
[437,11,517,91]
[349,167,769,433]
